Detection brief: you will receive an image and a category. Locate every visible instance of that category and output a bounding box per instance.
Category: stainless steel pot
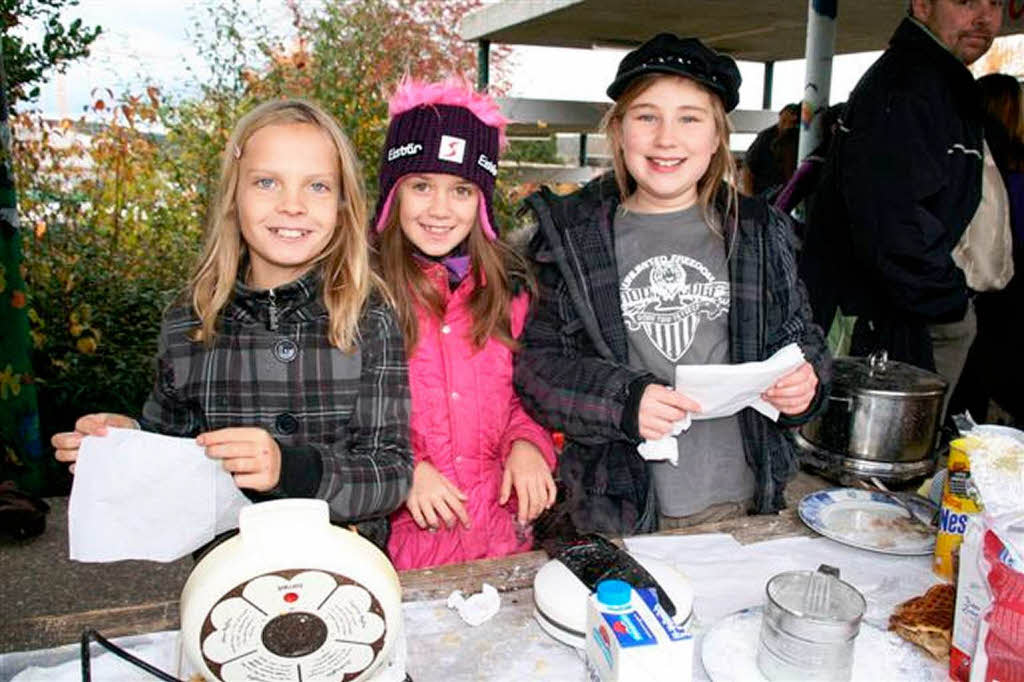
[800,351,948,465]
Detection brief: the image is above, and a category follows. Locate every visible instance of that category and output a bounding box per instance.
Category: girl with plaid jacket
[52,100,412,546]
[515,35,830,536]
[371,79,556,569]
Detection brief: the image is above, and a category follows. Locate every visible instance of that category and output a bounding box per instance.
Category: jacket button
[275,413,299,435]
[273,338,298,363]
[441,324,451,335]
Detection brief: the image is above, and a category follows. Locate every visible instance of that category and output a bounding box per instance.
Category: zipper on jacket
[564,234,594,310]
[268,288,279,331]
[759,220,767,357]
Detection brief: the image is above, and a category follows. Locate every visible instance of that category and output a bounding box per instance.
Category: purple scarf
[413,249,471,289]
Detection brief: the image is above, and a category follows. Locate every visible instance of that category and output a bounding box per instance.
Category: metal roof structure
[498,97,776,136]
[462,0,1023,62]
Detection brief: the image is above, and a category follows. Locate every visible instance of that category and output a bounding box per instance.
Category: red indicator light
[284,592,299,603]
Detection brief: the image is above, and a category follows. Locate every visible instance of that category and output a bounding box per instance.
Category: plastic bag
[969,516,1024,682]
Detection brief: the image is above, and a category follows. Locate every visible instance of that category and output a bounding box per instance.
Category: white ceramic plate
[797,488,937,556]
[701,606,943,682]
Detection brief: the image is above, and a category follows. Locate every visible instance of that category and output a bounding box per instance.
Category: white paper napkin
[638,343,806,465]
[68,428,251,562]
[446,583,501,627]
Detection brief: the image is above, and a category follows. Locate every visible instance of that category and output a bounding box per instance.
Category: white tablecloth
[1,534,946,682]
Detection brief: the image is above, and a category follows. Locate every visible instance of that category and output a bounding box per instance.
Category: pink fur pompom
[388,76,508,149]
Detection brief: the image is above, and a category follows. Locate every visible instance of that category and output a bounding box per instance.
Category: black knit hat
[607,33,742,111]
[373,79,506,240]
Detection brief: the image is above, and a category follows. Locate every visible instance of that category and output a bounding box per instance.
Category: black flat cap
[607,33,742,112]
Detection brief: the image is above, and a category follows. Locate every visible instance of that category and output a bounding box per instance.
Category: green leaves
[1,0,101,114]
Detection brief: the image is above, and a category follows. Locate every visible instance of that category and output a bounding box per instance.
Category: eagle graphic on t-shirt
[620,254,730,362]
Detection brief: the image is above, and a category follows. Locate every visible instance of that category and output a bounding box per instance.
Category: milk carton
[950,517,987,682]
[585,579,693,682]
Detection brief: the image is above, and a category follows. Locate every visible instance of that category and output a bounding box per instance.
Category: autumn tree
[2,0,100,494]
[14,0,508,491]
[1,0,101,113]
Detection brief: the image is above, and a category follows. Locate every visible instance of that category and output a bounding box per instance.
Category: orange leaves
[69,306,100,355]
[76,337,98,354]
[0,365,23,400]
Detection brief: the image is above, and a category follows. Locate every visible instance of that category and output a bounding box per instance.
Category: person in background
[742,102,800,198]
[950,73,1023,425]
[515,34,829,537]
[51,100,412,549]
[774,103,846,234]
[372,78,556,570]
[800,0,1007,420]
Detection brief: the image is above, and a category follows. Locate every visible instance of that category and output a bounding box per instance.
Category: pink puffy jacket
[387,263,556,570]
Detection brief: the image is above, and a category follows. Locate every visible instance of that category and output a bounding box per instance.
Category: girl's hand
[637,385,701,440]
[499,440,556,525]
[763,361,819,415]
[52,413,137,473]
[407,461,470,531]
[198,427,282,492]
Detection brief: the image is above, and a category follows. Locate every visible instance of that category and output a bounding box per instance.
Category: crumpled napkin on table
[638,343,806,465]
[69,428,251,562]
[446,582,501,626]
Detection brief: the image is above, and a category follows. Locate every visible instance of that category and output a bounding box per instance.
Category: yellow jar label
[933,438,984,579]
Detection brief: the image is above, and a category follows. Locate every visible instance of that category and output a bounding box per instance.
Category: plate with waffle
[888,583,955,659]
[798,488,938,555]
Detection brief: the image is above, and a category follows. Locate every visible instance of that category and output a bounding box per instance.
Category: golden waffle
[888,583,955,659]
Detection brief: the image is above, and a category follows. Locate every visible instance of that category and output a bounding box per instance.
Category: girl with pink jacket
[372,78,557,570]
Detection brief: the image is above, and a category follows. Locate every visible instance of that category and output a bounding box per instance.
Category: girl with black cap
[515,34,830,536]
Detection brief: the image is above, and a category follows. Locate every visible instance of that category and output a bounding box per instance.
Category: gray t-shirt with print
[615,205,755,517]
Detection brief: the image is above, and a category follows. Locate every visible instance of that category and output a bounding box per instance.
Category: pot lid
[833,351,947,396]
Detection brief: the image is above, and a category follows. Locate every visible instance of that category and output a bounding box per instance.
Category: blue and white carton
[585,579,693,682]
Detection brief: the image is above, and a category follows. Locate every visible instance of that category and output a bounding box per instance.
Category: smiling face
[616,75,720,213]
[913,0,1003,65]
[396,173,479,257]
[235,122,340,289]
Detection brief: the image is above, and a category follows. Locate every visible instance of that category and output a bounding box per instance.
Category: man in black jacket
[802,0,1002,402]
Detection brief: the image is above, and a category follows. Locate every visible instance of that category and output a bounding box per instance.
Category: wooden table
[0,474,825,655]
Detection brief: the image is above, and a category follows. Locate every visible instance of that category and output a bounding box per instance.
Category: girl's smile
[235,122,341,289]
[267,227,314,239]
[648,156,686,170]
[618,76,719,213]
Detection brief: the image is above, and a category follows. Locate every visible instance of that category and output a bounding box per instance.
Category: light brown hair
[189,99,385,351]
[375,188,534,353]
[601,73,739,239]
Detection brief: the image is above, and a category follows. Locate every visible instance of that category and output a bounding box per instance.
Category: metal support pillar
[579,133,588,167]
[762,61,774,111]
[477,40,491,92]
[798,0,837,162]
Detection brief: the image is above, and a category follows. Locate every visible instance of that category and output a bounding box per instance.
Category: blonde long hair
[375,190,533,353]
[189,99,383,351]
[602,73,739,238]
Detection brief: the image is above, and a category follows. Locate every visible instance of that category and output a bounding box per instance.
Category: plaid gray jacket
[139,268,412,542]
[515,174,830,535]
